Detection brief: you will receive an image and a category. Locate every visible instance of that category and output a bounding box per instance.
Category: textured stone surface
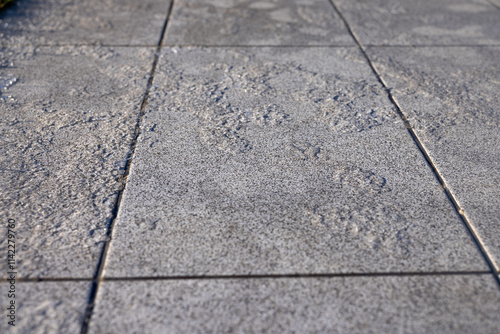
[164,0,354,46]
[0,281,89,333]
[0,0,170,46]
[90,275,500,333]
[335,0,500,46]
[368,46,500,270]
[103,47,486,277]
[0,46,154,277]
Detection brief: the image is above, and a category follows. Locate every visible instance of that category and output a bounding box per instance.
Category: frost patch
[0,75,17,103]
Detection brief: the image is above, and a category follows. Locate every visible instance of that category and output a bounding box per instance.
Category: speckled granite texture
[0,46,154,278]
[0,0,171,45]
[368,46,500,269]
[1,0,499,332]
[90,276,500,334]
[104,46,486,277]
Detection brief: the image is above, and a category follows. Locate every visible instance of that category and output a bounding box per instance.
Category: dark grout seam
[160,44,357,48]
[1,44,499,49]
[0,44,159,48]
[0,277,91,283]
[0,271,491,283]
[94,271,496,280]
[328,0,500,289]
[78,2,176,334]
[160,44,500,48]
[363,44,500,48]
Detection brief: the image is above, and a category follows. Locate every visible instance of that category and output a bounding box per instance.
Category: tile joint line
[1,271,492,283]
[328,0,500,288]
[79,1,176,333]
[1,44,499,49]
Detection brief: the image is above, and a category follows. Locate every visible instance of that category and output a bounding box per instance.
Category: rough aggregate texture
[0,46,154,277]
[103,47,486,277]
[368,46,500,270]
[158,50,396,153]
[1,0,500,331]
[90,276,500,334]
[335,0,500,46]
[0,281,89,333]
[0,0,170,46]
[164,0,355,46]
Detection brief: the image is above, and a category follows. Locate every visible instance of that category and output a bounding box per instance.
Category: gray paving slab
[335,0,500,46]
[89,275,500,333]
[0,0,170,46]
[0,46,154,278]
[164,0,354,46]
[0,281,89,333]
[103,47,486,277]
[367,46,500,270]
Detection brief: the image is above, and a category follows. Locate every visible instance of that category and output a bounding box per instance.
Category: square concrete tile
[0,0,170,46]
[0,46,154,278]
[335,0,500,46]
[0,281,89,333]
[90,275,500,333]
[164,0,354,46]
[104,47,486,277]
[368,46,500,270]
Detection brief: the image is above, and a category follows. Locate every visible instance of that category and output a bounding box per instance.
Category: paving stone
[0,46,154,277]
[335,0,500,46]
[90,275,500,333]
[367,46,500,270]
[164,0,354,46]
[0,0,170,46]
[103,47,486,277]
[0,281,89,333]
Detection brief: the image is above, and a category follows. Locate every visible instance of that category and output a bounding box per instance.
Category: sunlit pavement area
[1,0,500,333]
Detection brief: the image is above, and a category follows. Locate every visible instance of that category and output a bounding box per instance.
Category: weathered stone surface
[103,47,486,277]
[335,0,500,46]
[0,46,154,277]
[0,281,89,333]
[164,0,354,46]
[90,275,500,333]
[0,0,170,46]
[368,46,500,270]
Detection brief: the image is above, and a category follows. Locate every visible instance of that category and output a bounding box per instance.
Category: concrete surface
[104,46,485,277]
[336,0,500,46]
[89,275,500,334]
[0,0,170,46]
[0,281,89,333]
[0,0,499,333]
[164,0,354,46]
[0,46,154,277]
[368,46,500,270]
